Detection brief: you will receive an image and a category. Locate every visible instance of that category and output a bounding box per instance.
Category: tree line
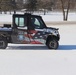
[0,0,76,20]
[0,0,76,12]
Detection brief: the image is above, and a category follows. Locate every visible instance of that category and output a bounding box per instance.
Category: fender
[46,35,60,45]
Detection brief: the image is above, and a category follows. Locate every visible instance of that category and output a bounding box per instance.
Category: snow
[0,14,12,23]
[5,24,76,50]
[0,50,76,75]
[0,12,76,75]
[0,12,76,24]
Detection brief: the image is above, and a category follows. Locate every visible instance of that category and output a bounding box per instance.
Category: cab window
[15,17,26,27]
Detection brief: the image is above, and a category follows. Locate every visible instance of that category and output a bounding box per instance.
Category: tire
[0,39,8,49]
[47,39,59,50]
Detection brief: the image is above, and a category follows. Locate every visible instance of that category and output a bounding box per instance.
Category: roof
[13,13,41,18]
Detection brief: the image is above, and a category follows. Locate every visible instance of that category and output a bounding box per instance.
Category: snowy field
[0,12,76,24]
[0,13,76,75]
[5,24,76,50]
[0,24,76,75]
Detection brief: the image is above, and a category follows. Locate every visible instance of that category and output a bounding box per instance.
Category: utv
[0,13,60,49]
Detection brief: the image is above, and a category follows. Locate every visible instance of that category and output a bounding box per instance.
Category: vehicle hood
[47,27,59,30]
[43,27,59,35]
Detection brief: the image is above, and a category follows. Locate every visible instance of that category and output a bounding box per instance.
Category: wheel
[47,39,59,49]
[0,39,8,49]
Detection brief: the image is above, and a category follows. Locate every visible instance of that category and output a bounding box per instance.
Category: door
[11,15,30,44]
[28,16,47,44]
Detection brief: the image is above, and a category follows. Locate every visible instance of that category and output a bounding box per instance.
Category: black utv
[0,13,60,49]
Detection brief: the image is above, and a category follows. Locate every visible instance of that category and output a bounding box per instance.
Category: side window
[29,16,46,30]
[34,18,40,26]
[19,18,24,27]
[15,18,18,25]
[31,17,44,29]
[15,17,25,27]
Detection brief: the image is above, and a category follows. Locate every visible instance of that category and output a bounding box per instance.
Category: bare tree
[41,0,49,15]
[16,0,24,10]
[11,0,17,14]
[0,0,17,14]
[0,0,1,7]
[37,0,52,15]
[25,0,37,13]
[60,0,70,21]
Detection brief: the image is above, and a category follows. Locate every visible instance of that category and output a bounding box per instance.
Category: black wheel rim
[49,40,57,49]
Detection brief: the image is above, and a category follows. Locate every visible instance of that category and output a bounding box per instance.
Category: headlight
[52,30,59,35]
[54,30,59,34]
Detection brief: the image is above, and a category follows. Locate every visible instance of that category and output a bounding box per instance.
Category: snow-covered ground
[6,24,76,50]
[1,50,76,75]
[0,24,76,75]
[0,12,76,24]
[0,13,76,75]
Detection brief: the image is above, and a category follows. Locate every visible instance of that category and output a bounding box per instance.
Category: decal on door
[18,30,46,44]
